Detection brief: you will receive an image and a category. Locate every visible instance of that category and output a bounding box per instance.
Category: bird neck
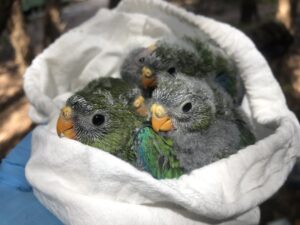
[90,114,145,163]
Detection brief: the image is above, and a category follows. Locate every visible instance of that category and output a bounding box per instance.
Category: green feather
[183,37,240,99]
[154,37,241,100]
[134,126,183,179]
[76,77,139,106]
[154,43,201,75]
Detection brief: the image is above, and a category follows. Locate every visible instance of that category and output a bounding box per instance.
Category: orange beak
[56,106,76,139]
[151,103,174,132]
[141,66,157,89]
[133,96,148,117]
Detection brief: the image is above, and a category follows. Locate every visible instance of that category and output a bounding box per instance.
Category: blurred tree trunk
[44,0,64,47]
[291,0,298,18]
[0,0,14,34]
[240,0,259,24]
[7,0,31,75]
[109,0,121,9]
[276,0,298,31]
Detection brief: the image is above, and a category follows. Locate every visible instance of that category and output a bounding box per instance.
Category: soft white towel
[24,0,300,224]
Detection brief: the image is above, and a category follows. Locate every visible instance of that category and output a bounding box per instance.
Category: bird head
[57,86,145,151]
[150,73,216,133]
[121,45,164,92]
[57,92,118,142]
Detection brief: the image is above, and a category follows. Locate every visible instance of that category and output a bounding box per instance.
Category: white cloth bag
[24,0,300,224]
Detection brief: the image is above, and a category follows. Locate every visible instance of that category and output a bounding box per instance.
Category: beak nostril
[151,104,166,118]
[151,104,157,116]
[145,72,151,78]
[61,106,72,120]
[142,67,153,78]
[133,96,145,108]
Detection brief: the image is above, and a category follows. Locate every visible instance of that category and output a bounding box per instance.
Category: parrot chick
[56,77,183,179]
[150,73,255,172]
[121,46,159,98]
[121,37,244,104]
[56,77,147,163]
[120,39,197,97]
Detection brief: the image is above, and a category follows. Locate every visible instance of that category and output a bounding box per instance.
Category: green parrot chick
[56,77,146,163]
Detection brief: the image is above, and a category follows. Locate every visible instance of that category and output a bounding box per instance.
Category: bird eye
[92,114,105,126]
[181,102,192,113]
[167,67,176,76]
[139,57,145,63]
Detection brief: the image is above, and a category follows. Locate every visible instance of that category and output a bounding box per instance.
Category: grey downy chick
[150,73,255,172]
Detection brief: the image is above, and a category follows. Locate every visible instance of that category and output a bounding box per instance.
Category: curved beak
[56,106,76,139]
[151,103,174,132]
[141,66,157,89]
[133,96,148,117]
